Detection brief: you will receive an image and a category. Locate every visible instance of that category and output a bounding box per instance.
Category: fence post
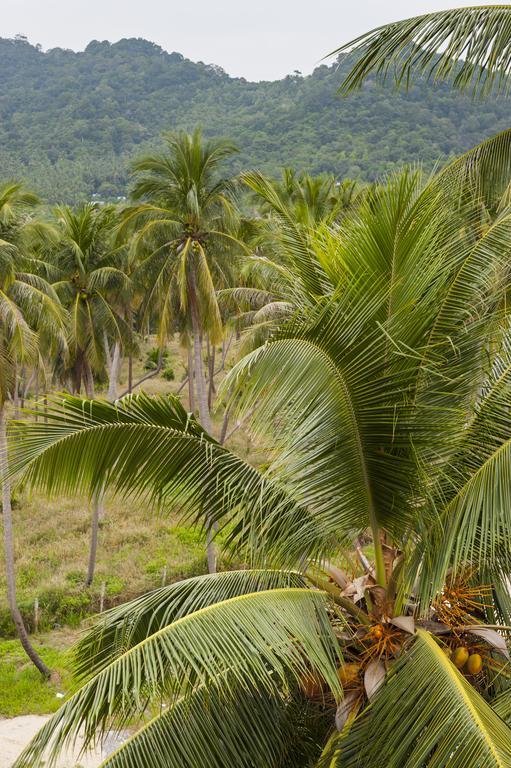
[161,566,167,587]
[34,597,39,633]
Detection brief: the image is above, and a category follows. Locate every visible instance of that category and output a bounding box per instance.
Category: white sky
[3,0,506,81]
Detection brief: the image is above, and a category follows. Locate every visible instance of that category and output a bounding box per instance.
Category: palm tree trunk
[189,308,210,431]
[187,346,195,414]
[86,489,103,587]
[34,363,39,422]
[12,364,19,418]
[220,405,231,445]
[103,331,112,372]
[208,339,216,411]
[107,342,121,401]
[127,306,133,395]
[83,361,95,399]
[0,404,50,677]
[188,277,215,572]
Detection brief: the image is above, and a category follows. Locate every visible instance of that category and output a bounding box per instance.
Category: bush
[0,587,92,637]
[162,367,175,381]
[144,346,168,370]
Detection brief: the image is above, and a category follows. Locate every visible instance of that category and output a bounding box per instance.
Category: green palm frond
[15,588,340,768]
[321,629,511,767]
[437,127,511,209]
[333,5,511,97]
[74,569,306,680]
[99,683,307,768]
[9,393,321,566]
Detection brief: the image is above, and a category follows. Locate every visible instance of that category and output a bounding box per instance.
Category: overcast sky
[3,0,505,81]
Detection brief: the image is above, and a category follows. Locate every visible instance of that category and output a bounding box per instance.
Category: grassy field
[0,336,266,715]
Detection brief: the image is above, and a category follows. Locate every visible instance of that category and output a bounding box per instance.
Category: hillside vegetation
[1,35,510,202]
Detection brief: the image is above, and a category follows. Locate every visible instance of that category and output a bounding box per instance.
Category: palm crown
[122,128,244,430]
[49,202,130,396]
[9,129,511,766]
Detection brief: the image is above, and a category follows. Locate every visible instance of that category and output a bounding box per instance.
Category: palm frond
[334,5,511,97]
[99,683,307,768]
[9,393,321,566]
[74,569,306,680]
[15,588,340,768]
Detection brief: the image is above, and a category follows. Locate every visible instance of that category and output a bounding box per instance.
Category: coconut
[466,653,483,675]
[452,647,469,668]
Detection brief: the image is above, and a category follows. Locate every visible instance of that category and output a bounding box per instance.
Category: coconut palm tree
[0,181,65,677]
[9,133,511,764]
[51,203,129,397]
[121,128,244,433]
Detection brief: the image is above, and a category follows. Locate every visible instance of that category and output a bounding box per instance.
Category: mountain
[1,35,510,203]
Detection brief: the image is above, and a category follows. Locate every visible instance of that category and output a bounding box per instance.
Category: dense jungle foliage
[1,34,510,202]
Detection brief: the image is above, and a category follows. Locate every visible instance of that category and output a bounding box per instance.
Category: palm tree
[121,128,244,432]
[0,181,65,677]
[247,168,362,227]
[9,136,511,764]
[51,203,129,397]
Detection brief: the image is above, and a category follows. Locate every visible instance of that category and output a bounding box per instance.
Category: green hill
[1,35,510,202]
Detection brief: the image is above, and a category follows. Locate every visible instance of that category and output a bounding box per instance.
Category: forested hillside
[1,34,510,202]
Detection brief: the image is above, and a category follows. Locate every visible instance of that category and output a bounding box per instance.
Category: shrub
[144,346,168,370]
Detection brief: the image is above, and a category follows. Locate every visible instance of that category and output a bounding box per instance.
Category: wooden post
[34,597,39,634]
[99,581,106,613]
[161,566,167,587]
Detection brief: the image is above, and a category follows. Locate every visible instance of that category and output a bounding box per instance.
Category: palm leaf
[333,5,511,97]
[74,569,306,680]
[9,393,321,567]
[98,683,317,768]
[14,588,340,768]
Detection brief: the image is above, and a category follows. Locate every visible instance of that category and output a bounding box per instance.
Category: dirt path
[0,716,126,768]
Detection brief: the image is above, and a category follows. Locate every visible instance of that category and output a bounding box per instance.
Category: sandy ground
[0,716,127,768]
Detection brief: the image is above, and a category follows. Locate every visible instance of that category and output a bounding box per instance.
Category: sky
[3,0,506,81]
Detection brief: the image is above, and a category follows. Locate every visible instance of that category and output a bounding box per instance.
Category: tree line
[0,35,510,203]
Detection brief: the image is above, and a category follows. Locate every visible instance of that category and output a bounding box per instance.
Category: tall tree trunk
[189,302,210,431]
[103,331,112,372]
[83,361,95,399]
[188,277,215,572]
[220,405,231,445]
[86,489,103,587]
[127,307,133,395]
[107,342,121,401]
[34,363,39,422]
[208,339,216,411]
[87,348,117,585]
[187,346,195,414]
[0,405,50,677]
[12,364,19,418]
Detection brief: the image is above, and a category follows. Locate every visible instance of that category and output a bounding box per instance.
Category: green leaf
[14,588,340,768]
[74,569,307,680]
[334,6,511,98]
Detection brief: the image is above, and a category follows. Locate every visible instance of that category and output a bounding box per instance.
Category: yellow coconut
[452,647,469,669]
[466,653,483,675]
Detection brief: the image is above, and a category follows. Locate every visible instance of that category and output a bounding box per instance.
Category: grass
[0,631,76,716]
